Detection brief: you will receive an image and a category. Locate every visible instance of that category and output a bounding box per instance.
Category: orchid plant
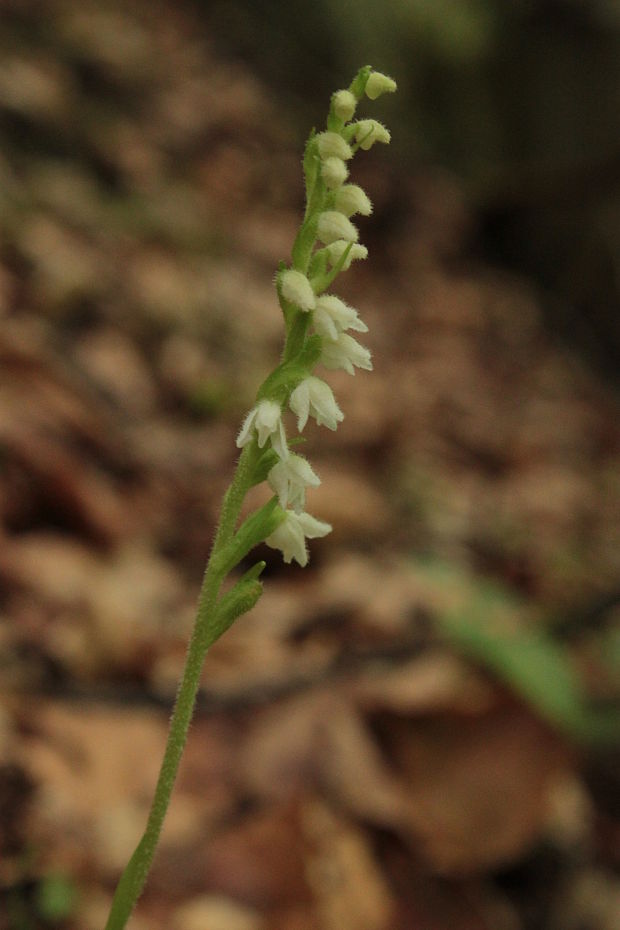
[104,66,396,930]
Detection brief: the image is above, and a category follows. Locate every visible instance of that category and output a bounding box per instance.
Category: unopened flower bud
[316,131,353,161]
[334,184,372,217]
[321,156,349,190]
[317,211,358,245]
[325,240,368,270]
[332,89,357,122]
[354,119,391,150]
[365,72,397,100]
[280,269,316,311]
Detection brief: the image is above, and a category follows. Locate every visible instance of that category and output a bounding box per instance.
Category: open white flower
[325,240,368,270]
[280,269,316,311]
[289,376,344,432]
[313,294,368,341]
[268,454,320,512]
[354,119,391,150]
[317,211,358,246]
[320,332,373,375]
[236,399,288,459]
[265,509,332,566]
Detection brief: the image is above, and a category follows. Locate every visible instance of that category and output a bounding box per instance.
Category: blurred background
[1,1,619,928]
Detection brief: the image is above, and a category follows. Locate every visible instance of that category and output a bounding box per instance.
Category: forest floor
[0,2,619,929]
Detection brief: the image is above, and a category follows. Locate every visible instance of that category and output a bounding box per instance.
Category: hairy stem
[104,443,258,930]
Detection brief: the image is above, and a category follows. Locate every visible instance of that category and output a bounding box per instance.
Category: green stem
[103,443,258,930]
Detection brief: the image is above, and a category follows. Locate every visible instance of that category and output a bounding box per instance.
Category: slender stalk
[104,444,258,930]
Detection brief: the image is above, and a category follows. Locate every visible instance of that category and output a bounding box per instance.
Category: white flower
[280,269,316,311]
[265,509,332,566]
[316,131,353,160]
[321,156,349,190]
[334,184,372,218]
[289,376,344,432]
[325,240,368,270]
[320,332,373,375]
[313,294,368,341]
[317,211,358,246]
[365,72,397,100]
[236,399,288,459]
[332,89,357,122]
[354,119,391,150]
[268,454,321,512]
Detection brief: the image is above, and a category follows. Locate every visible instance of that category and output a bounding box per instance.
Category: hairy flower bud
[354,119,391,150]
[334,184,372,217]
[317,211,358,245]
[332,89,357,122]
[321,156,349,190]
[280,269,316,311]
[365,72,397,100]
[325,240,368,270]
[317,131,353,160]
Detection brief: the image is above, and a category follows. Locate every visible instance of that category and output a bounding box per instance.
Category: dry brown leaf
[380,699,571,874]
